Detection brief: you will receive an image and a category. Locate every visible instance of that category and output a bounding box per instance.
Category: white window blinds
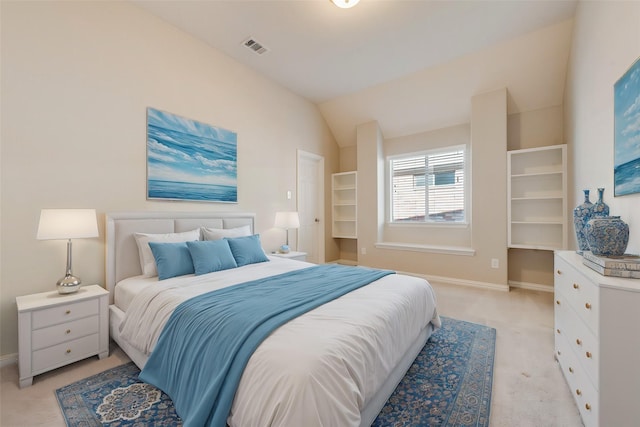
[390,147,466,223]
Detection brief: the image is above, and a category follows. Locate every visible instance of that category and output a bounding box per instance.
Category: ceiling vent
[242,37,268,55]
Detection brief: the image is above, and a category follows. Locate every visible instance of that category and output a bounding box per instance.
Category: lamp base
[57,275,81,294]
[279,245,290,254]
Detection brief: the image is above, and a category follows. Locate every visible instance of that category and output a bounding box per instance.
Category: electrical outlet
[491,258,499,269]
[361,247,367,255]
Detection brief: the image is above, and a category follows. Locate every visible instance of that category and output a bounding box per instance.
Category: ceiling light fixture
[331,0,360,9]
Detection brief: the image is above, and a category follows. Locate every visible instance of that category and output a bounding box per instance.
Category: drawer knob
[557,269,562,275]
[585,302,592,310]
[585,403,591,411]
[569,367,574,373]
[557,350,561,356]
[556,329,561,334]
[576,338,582,345]
[576,389,582,396]
[66,329,71,334]
[586,351,592,359]
[65,310,71,315]
[556,300,561,305]
[573,283,579,289]
[66,349,71,354]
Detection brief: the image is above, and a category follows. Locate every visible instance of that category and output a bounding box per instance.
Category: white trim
[399,271,509,292]
[329,258,358,266]
[297,150,325,264]
[374,242,475,256]
[509,280,554,293]
[0,353,18,368]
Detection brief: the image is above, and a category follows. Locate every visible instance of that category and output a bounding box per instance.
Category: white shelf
[508,144,567,250]
[332,172,357,239]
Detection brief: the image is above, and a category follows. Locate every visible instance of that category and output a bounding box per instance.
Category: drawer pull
[66,329,71,334]
[556,329,561,334]
[66,349,71,354]
[586,351,592,359]
[557,350,561,356]
[569,367,574,373]
[556,300,561,305]
[585,403,591,411]
[557,269,562,275]
[65,310,71,315]
[576,389,582,396]
[585,302,592,310]
[576,338,582,345]
[573,283,579,289]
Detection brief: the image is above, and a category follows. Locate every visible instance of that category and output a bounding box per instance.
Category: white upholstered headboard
[105,211,255,303]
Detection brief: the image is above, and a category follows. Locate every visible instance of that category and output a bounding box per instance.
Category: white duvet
[118,257,440,427]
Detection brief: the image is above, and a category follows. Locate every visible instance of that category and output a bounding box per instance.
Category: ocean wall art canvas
[614,56,640,197]
[146,108,237,203]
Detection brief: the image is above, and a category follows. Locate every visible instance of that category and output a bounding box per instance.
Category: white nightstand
[271,251,308,262]
[16,284,109,388]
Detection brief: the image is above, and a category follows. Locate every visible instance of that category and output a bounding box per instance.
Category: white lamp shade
[274,211,300,229]
[37,209,99,240]
[331,0,360,8]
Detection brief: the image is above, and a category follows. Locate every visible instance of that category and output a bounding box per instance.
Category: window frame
[387,144,469,227]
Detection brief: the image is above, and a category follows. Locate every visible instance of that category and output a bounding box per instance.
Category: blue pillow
[225,234,269,267]
[186,240,238,275]
[148,242,194,280]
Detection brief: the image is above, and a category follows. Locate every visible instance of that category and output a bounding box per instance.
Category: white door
[297,150,325,264]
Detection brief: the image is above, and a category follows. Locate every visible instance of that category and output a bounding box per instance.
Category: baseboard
[0,352,18,368]
[330,259,358,266]
[328,261,510,291]
[508,280,554,293]
[397,271,510,292]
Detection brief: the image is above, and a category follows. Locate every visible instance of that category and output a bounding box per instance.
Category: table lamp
[274,211,300,254]
[37,209,99,294]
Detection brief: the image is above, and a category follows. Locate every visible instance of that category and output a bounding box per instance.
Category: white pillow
[202,225,251,241]
[134,229,200,277]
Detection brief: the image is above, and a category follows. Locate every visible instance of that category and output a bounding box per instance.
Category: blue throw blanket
[139,264,394,427]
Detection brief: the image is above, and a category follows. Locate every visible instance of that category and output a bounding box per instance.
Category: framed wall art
[614,56,640,197]
[146,108,237,203]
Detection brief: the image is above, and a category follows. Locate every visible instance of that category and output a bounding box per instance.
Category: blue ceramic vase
[585,216,629,257]
[591,187,610,218]
[573,189,594,253]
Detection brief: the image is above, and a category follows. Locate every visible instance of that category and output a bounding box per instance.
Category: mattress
[115,257,440,426]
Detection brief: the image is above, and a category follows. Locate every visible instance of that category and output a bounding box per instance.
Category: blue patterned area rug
[56,317,495,426]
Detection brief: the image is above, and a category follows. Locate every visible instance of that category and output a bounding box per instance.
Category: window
[389,146,466,224]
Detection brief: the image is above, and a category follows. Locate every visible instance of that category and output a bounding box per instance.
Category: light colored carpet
[0,282,582,427]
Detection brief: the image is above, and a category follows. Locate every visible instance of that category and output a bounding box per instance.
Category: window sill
[374,242,475,256]
[387,221,469,229]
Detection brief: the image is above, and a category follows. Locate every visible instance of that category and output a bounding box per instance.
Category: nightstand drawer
[32,333,99,373]
[32,298,99,329]
[32,315,99,351]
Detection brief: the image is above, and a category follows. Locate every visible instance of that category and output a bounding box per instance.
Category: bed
[106,211,440,427]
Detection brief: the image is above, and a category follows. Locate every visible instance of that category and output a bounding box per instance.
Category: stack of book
[582,251,640,279]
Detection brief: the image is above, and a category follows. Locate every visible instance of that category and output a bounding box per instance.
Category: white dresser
[554,251,640,427]
[17,284,109,387]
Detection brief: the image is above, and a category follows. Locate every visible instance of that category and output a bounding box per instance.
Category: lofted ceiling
[132,0,578,147]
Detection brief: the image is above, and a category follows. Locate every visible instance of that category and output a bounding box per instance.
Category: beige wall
[353,90,508,289]
[564,1,640,255]
[0,1,339,358]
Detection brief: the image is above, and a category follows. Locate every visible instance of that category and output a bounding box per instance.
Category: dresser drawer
[32,333,99,373]
[556,335,598,427]
[31,298,99,330]
[31,315,99,351]
[555,257,599,336]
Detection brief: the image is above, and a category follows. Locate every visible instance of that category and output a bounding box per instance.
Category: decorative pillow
[148,242,195,280]
[186,240,238,275]
[202,225,251,241]
[225,234,269,267]
[134,229,200,277]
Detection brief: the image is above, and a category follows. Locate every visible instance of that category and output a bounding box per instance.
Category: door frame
[297,150,325,264]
